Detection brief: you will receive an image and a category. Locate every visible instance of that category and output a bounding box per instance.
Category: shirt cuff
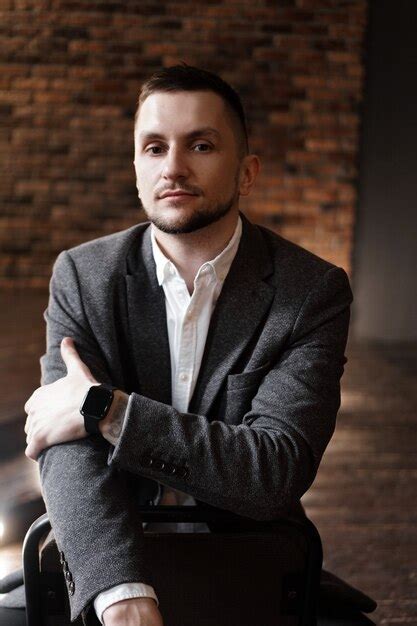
[93,582,159,624]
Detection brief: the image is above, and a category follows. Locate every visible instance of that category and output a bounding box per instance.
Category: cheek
[136,164,159,191]
[209,165,239,196]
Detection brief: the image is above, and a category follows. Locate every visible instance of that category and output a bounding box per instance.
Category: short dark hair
[135,63,249,157]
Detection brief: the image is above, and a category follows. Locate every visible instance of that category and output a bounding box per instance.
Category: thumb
[60,337,95,380]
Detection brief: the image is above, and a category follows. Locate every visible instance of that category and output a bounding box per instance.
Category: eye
[145,145,165,155]
[192,143,212,152]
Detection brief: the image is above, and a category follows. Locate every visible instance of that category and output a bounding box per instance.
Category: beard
[143,196,236,235]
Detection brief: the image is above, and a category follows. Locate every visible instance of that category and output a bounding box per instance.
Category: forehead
[135,90,234,140]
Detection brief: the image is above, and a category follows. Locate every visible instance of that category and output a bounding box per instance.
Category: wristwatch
[80,384,116,435]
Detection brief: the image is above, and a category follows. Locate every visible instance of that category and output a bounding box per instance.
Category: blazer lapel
[124,225,172,405]
[189,215,275,417]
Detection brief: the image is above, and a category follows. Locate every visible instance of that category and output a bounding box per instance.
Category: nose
[162,146,190,182]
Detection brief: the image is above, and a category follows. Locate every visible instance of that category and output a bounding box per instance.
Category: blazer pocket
[227,361,272,392]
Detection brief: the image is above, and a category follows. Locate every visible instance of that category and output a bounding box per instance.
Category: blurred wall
[352,0,417,341]
[0,1,368,288]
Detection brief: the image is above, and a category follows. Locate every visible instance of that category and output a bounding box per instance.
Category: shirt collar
[151,216,242,287]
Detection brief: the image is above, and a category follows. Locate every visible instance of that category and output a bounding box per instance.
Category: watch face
[82,386,112,419]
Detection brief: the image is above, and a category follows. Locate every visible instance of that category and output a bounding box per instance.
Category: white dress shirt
[94,217,242,624]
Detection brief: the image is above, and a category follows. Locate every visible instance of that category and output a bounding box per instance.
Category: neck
[153,210,239,293]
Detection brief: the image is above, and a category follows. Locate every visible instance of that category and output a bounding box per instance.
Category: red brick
[12,77,49,90]
[0,0,367,285]
[303,188,338,203]
[306,138,341,152]
[269,111,301,126]
[293,75,330,89]
[327,51,361,64]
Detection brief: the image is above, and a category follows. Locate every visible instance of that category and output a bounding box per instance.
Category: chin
[151,216,210,235]
[144,196,236,235]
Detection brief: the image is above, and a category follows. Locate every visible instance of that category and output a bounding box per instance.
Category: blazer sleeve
[107,265,353,521]
[38,250,152,622]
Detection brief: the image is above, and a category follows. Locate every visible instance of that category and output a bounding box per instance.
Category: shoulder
[52,222,150,280]
[242,218,352,308]
[259,223,335,272]
[68,222,148,266]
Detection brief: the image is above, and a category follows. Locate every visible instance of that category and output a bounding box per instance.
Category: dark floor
[0,290,416,625]
[303,341,417,625]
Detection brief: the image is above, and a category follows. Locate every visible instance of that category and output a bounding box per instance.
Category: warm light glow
[0,521,4,541]
[0,541,23,583]
[340,389,368,411]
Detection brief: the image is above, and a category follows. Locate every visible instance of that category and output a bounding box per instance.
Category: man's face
[133,90,243,234]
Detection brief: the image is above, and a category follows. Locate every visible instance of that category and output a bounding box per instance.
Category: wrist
[80,383,115,436]
[99,389,129,444]
[103,597,158,624]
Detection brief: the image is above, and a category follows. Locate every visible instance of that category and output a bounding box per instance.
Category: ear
[133,157,141,198]
[238,154,260,197]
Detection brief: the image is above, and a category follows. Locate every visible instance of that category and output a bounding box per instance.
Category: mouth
[159,192,197,200]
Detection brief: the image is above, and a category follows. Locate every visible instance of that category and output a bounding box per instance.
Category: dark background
[353,0,417,341]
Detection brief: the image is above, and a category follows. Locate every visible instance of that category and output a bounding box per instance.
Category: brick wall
[0,0,368,288]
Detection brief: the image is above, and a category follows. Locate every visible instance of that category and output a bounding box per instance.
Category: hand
[24,337,99,461]
[103,597,164,626]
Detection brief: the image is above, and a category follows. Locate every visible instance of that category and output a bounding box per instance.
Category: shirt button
[179,372,189,382]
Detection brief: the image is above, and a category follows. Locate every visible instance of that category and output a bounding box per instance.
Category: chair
[23,505,324,626]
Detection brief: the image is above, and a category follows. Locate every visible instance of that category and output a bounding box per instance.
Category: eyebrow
[137,127,221,143]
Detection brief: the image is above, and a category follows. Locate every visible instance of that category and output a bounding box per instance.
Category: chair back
[23,506,322,626]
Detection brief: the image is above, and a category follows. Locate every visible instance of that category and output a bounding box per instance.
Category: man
[3,64,355,625]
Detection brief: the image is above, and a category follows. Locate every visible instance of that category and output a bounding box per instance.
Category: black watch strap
[80,384,116,435]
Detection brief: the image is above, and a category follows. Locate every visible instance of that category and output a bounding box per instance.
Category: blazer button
[59,551,65,564]
[68,581,75,596]
[65,571,73,582]
[164,463,176,475]
[153,460,165,471]
[62,561,69,573]
[177,466,189,479]
[142,456,154,467]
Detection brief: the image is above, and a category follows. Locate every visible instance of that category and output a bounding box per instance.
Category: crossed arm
[25,249,352,623]
[24,336,128,461]
[24,340,166,626]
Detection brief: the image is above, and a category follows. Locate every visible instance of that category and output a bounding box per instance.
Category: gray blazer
[4,214,355,621]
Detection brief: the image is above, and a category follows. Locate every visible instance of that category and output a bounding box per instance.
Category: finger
[25,442,39,462]
[25,427,46,461]
[25,385,43,415]
[24,394,34,414]
[26,419,34,439]
[60,337,82,373]
[60,337,95,380]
